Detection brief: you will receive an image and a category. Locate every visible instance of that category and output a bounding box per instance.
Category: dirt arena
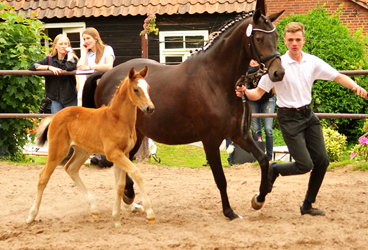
[1,162,367,250]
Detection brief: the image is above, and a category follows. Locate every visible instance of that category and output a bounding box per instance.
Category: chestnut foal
[27,66,155,227]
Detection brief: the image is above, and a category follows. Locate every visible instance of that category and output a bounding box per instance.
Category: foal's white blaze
[137,79,150,100]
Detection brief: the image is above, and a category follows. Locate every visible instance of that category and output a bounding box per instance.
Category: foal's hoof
[147,218,156,224]
[92,212,99,219]
[251,194,264,210]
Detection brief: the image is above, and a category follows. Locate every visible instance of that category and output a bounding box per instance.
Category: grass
[2,132,367,171]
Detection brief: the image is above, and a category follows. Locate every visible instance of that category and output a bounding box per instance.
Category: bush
[323,127,347,162]
[0,3,49,160]
[276,4,368,142]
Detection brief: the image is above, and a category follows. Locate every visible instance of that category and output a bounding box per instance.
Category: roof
[1,0,258,19]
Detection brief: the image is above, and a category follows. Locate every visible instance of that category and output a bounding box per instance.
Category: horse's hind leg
[27,143,70,223]
[64,146,98,218]
[110,151,155,226]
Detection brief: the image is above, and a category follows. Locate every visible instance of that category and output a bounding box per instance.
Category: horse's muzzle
[142,104,155,115]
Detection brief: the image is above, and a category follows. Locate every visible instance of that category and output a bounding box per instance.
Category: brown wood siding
[42,13,239,66]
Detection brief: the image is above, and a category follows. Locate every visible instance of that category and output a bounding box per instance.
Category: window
[43,22,86,58]
[159,31,208,65]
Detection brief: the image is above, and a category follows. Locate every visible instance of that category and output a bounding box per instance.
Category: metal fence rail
[0,69,367,119]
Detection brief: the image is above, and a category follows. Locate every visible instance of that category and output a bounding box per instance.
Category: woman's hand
[77,64,92,71]
[48,66,62,76]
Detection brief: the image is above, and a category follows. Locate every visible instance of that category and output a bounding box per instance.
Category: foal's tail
[36,116,53,147]
[82,70,108,108]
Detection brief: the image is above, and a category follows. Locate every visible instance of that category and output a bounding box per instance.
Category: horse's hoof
[114,221,122,228]
[251,194,264,210]
[147,218,155,224]
[123,193,135,205]
[92,213,99,219]
[26,217,34,224]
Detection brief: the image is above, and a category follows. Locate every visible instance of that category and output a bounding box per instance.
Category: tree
[276,4,368,142]
[0,3,49,160]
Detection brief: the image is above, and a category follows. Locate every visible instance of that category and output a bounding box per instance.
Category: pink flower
[350,152,356,158]
[359,137,368,145]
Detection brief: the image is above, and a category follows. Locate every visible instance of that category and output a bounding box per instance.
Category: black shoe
[268,162,279,192]
[228,161,233,166]
[202,163,210,167]
[300,206,326,216]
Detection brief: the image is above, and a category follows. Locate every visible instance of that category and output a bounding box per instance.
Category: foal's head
[127,66,155,115]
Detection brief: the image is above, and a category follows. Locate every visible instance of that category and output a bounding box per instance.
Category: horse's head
[127,66,155,115]
[247,9,285,82]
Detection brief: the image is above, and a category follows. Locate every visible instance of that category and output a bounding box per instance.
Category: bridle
[236,20,281,140]
[247,21,281,72]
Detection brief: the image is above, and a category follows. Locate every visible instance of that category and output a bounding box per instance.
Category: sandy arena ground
[0,162,368,250]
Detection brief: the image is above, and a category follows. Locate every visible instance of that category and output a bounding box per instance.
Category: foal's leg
[110,151,155,225]
[27,144,70,223]
[114,166,144,213]
[64,146,99,218]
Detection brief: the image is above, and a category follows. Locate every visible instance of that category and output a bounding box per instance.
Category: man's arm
[235,86,266,101]
[334,74,367,98]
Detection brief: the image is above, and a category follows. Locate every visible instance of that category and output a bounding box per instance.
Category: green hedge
[0,3,49,160]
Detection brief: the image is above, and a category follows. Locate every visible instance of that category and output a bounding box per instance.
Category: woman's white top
[86,45,115,66]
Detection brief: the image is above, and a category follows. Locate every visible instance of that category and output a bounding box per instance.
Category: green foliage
[0,3,49,160]
[276,4,368,142]
[322,127,347,162]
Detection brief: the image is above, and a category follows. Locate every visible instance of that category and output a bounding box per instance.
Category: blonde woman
[29,34,78,114]
[77,27,115,71]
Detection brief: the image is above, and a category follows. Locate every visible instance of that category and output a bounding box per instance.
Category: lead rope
[235,67,266,139]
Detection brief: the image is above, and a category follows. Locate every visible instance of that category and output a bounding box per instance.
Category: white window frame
[43,22,86,50]
[159,30,208,64]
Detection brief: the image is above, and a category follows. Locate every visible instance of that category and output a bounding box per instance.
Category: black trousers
[277,106,329,203]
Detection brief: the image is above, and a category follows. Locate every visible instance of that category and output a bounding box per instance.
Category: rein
[235,67,265,140]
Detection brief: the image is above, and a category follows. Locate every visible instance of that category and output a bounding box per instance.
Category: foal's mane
[190,11,255,56]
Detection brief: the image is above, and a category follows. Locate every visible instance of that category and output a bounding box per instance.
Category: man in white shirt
[236,22,367,216]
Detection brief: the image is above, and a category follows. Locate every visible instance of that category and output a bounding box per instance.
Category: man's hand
[353,85,367,99]
[235,85,246,98]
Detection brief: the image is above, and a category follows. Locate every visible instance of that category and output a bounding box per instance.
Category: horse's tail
[82,70,108,108]
[36,116,53,147]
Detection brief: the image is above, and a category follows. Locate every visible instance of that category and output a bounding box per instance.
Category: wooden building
[0,0,264,66]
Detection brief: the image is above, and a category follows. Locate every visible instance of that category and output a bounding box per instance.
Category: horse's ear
[128,67,136,79]
[140,66,148,78]
[253,8,262,24]
[268,10,285,23]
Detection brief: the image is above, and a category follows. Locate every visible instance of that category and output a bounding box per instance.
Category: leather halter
[248,22,281,71]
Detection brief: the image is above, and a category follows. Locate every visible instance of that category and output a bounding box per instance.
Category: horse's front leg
[203,142,241,220]
[232,131,269,210]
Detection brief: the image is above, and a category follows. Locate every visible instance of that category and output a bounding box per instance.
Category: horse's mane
[190,11,255,56]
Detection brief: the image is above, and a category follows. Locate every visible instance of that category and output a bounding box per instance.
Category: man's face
[284,31,305,56]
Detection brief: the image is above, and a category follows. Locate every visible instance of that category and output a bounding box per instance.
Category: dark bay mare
[82,9,285,220]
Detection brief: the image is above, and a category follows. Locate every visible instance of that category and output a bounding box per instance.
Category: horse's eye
[256,37,262,43]
[133,88,139,93]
